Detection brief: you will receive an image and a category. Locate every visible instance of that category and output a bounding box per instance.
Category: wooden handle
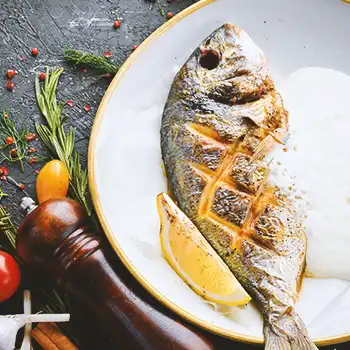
[17,198,214,350]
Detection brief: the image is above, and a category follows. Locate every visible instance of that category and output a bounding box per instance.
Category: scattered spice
[83,104,91,112]
[39,72,46,81]
[31,48,39,56]
[0,176,7,181]
[113,20,121,28]
[66,100,75,108]
[10,149,17,158]
[283,147,288,152]
[18,55,24,61]
[29,157,37,164]
[6,81,14,91]
[18,183,25,190]
[35,169,40,174]
[0,166,8,176]
[28,147,36,153]
[167,12,174,19]
[104,73,112,79]
[5,136,14,145]
[83,68,87,73]
[132,45,138,51]
[6,70,17,79]
[25,133,37,142]
[103,51,113,58]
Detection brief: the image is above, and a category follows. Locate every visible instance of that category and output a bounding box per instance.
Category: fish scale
[161,24,317,349]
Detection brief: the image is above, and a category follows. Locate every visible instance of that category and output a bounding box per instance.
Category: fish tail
[264,315,318,350]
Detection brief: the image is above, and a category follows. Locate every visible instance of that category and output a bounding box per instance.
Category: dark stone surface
[0,0,347,349]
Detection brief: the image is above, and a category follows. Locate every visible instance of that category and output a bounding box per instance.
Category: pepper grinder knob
[20,197,38,216]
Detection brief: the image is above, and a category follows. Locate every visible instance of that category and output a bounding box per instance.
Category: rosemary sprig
[35,67,92,215]
[64,49,119,75]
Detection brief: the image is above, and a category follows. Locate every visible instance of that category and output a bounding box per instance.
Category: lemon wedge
[157,193,251,306]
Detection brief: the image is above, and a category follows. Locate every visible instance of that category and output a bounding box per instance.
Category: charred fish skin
[161,24,317,350]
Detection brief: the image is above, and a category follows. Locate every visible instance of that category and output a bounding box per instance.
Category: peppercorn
[6,70,17,79]
[6,81,14,91]
[25,133,37,142]
[5,137,14,145]
[10,149,17,158]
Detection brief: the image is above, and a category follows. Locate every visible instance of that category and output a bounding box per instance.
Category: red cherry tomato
[0,251,21,302]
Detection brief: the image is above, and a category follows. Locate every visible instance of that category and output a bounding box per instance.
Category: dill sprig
[0,113,40,172]
[35,67,92,215]
[64,49,119,74]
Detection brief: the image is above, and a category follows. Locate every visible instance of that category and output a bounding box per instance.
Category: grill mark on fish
[189,122,283,254]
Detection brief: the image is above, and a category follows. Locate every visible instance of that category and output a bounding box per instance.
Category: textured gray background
[0,0,347,348]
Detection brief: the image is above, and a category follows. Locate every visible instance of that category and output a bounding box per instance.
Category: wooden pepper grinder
[16,197,214,350]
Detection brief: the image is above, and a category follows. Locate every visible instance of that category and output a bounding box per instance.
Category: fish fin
[264,321,318,350]
[250,134,276,163]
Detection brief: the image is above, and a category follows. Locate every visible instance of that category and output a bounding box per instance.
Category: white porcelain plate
[89,0,350,346]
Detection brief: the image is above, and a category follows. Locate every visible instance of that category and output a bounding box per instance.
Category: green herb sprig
[0,187,7,202]
[157,0,166,16]
[35,67,92,215]
[0,113,43,172]
[0,205,17,256]
[64,49,119,75]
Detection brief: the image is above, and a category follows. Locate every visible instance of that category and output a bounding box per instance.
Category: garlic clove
[0,316,24,350]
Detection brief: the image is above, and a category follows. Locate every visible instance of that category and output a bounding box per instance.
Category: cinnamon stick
[32,323,78,350]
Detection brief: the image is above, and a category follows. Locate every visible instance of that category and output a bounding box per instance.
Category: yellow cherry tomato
[36,160,70,204]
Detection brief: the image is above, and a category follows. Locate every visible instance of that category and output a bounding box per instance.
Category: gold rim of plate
[88,0,350,345]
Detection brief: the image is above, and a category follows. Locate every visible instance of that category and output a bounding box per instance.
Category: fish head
[189,24,269,104]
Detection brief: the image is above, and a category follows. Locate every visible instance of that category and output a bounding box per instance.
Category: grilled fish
[161,24,317,349]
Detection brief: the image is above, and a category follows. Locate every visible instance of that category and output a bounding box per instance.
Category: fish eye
[199,50,220,70]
